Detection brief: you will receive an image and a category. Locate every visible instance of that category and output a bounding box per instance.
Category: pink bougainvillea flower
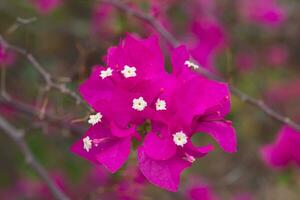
[189,18,227,72]
[30,0,62,14]
[137,46,236,191]
[185,179,220,200]
[71,122,135,173]
[72,34,236,191]
[238,0,286,27]
[261,126,300,169]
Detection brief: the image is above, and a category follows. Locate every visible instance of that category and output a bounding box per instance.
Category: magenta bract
[71,34,237,191]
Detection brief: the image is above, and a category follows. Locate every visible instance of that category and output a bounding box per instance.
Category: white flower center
[155,98,167,111]
[88,112,102,125]
[132,97,147,111]
[173,131,188,147]
[184,60,199,70]
[99,67,113,79]
[121,65,137,78]
[83,136,92,152]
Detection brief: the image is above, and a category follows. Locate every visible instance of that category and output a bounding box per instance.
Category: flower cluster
[71,34,237,191]
[239,0,286,27]
[29,0,62,14]
[261,126,300,169]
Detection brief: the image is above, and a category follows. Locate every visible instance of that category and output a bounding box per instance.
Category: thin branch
[0,96,85,135]
[230,87,300,130]
[101,0,179,47]
[6,17,37,35]
[0,35,88,108]
[0,115,70,200]
[102,0,300,131]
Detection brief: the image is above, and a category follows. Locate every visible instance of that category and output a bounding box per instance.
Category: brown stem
[0,115,70,200]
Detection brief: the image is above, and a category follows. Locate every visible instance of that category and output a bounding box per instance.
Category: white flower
[173,131,188,147]
[99,68,113,79]
[121,65,136,78]
[155,98,166,111]
[184,60,199,70]
[83,136,92,152]
[132,97,147,111]
[183,153,196,163]
[88,113,102,125]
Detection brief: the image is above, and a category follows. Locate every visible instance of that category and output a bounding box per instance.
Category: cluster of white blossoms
[173,131,188,147]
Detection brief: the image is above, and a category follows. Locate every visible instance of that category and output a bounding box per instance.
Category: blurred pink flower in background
[261,126,300,169]
[265,45,288,67]
[30,0,62,14]
[91,4,119,39]
[238,0,287,27]
[0,44,15,67]
[116,166,147,200]
[76,165,110,198]
[0,172,72,199]
[233,193,253,200]
[236,52,256,72]
[150,0,174,29]
[266,79,300,104]
[185,178,220,200]
[189,18,227,72]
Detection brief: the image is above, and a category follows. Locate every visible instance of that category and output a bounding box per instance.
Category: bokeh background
[0,0,300,199]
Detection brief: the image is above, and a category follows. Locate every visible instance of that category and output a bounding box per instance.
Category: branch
[6,17,37,35]
[101,0,179,47]
[102,0,300,132]
[0,115,70,200]
[0,35,88,108]
[230,87,300,130]
[0,96,85,135]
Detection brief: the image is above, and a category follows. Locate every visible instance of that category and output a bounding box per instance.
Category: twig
[0,35,88,108]
[0,96,85,135]
[230,87,300,130]
[102,0,300,132]
[101,0,179,47]
[0,66,10,99]
[6,17,37,35]
[0,115,70,200]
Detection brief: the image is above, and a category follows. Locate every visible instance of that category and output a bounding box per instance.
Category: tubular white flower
[83,136,92,152]
[100,67,113,79]
[184,60,199,69]
[132,97,147,111]
[173,131,188,147]
[184,153,196,163]
[155,98,167,111]
[121,65,137,78]
[88,112,102,125]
